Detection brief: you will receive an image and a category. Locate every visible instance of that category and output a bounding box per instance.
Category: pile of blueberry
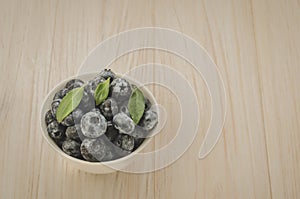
[45,69,158,162]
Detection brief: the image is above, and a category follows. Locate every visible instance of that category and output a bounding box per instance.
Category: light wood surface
[1,0,300,198]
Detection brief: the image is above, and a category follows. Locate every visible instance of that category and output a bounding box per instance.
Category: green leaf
[94,77,110,105]
[128,88,145,124]
[56,86,84,123]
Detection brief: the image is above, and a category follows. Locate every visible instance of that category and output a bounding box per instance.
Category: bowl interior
[40,72,159,172]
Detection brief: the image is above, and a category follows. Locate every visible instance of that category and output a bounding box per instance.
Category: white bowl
[40,73,158,174]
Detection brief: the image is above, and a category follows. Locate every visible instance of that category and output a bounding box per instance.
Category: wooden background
[1,0,300,198]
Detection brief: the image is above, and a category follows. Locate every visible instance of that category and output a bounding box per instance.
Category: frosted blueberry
[81,110,107,138]
[45,110,55,125]
[65,79,84,90]
[113,112,135,135]
[80,139,98,162]
[51,99,61,117]
[62,139,82,158]
[114,134,135,151]
[110,78,132,101]
[139,110,158,132]
[98,69,116,80]
[100,98,118,120]
[80,138,107,162]
[47,120,65,140]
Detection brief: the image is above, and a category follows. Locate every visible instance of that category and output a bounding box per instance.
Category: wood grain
[0,0,299,198]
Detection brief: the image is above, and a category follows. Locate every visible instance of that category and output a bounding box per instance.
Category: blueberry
[62,139,82,158]
[113,112,135,135]
[133,137,145,151]
[102,137,130,159]
[81,91,94,106]
[113,147,131,159]
[101,136,124,161]
[131,125,149,138]
[80,110,107,138]
[55,139,65,148]
[105,125,119,142]
[65,79,84,90]
[110,78,132,102]
[98,69,116,80]
[144,98,152,111]
[45,110,55,125]
[119,104,130,116]
[101,150,114,162]
[47,120,65,140]
[80,135,125,162]
[100,98,118,120]
[51,99,61,117]
[80,139,98,162]
[80,138,107,162]
[61,108,85,127]
[114,134,135,151]
[72,108,84,125]
[139,110,158,131]
[77,91,95,113]
[65,124,81,142]
[85,76,105,95]
[53,88,69,100]
[61,114,74,127]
